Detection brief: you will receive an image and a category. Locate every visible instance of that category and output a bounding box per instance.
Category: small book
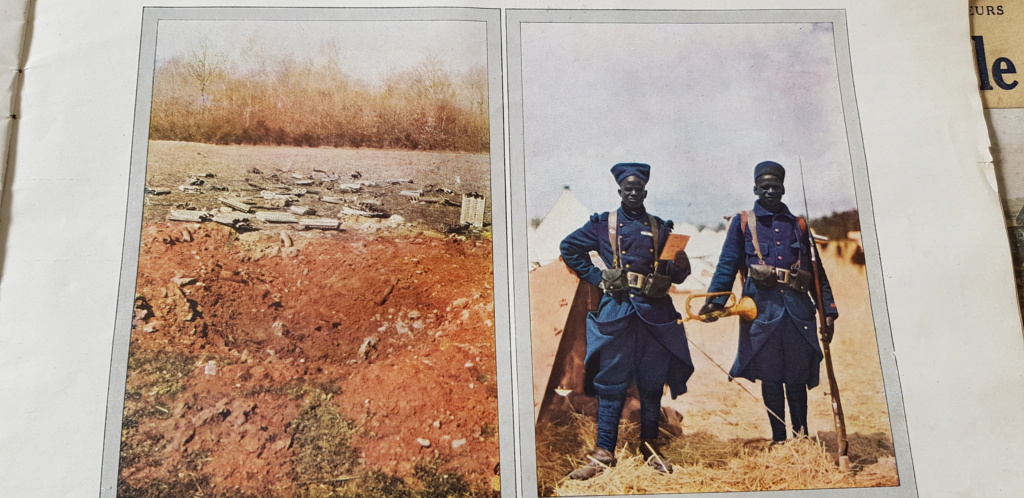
[659,233,690,260]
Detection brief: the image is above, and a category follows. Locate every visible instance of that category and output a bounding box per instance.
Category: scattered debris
[168,210,209,223]
[249,167,262,174]
[452,439,467,449]
[350,171,362,180]
[255,211,298,224]
[443,198,462,207]
[219,197,252,213]
[389,178,413,184]
[460,193,486,228]
[280,231,293,248]
[291,173,305,180]
[297,218,340,230]
[178,185,202,193]
[145,187,171,195]
[204,360,217,375]
[340,207,379,218]
[416,438,432,448]
[336,183,362,193]
[320,196,345,204]
[172,276,197,286]
[290,205,316,216]
[295,179,315,186]
[212,212,253,230]
[399,190,423,198]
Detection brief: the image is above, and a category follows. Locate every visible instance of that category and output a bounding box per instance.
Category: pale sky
[154,19,488,84]
[520,22,858,226]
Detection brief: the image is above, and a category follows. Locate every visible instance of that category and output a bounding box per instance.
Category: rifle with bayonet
[799,159,850,471]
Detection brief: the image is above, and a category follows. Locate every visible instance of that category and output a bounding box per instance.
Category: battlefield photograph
[115,13,504,497]
[514,16,908,496]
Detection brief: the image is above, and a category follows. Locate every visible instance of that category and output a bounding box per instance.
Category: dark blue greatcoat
[559,207,694,399]
[706,201,838,388]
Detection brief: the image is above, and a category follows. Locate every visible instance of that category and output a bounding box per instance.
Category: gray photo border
[505,9,917,498]
[100,7,515,497]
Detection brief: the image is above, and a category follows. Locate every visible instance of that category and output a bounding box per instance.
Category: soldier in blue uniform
[559,162,694,480]
[699,161,838,444]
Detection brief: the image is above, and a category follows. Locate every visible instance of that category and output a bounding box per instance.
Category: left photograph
[103,8,509,498]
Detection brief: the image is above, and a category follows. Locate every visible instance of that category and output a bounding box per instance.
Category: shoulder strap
[608,210,619,268]
[745,210,764,263]
[648,214,660,272]
[797,216,807,233]
[740,211,748,235]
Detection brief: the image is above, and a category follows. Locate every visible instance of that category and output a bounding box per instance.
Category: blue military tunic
[706,201,838,388]
[559,207,694,399]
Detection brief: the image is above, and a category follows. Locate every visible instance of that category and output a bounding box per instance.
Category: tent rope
[685,335,801,440]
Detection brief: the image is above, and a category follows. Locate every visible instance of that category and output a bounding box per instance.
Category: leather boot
[568,447,616,480]
[639,439,673,474]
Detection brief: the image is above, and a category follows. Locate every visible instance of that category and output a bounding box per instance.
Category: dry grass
[534,251,902,495]
[538,414,898,496]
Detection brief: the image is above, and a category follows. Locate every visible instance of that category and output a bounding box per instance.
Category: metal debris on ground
[290,205,316,215]
[295,179,314,186]
[168,210,209,223]
[443,198,461,207]
[212,212,253,230]
[145,187,171,195]
[178,185,202,193]
[298,218,341,230]
[219,197,253,213]
[388,178,413,184]
[460,193,486,227]
[340,207,385,218]
[336,183,362,193]
[399,190,423,197]
[255,211,298,224]
[288,188,308,196]
[319,196,345,204]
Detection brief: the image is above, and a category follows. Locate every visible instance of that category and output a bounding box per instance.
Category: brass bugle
[680,291,758,323]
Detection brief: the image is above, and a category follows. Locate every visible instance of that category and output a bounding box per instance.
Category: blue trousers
[593,319,671,451]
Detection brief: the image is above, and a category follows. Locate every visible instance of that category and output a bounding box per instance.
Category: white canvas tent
[528,186,593,265]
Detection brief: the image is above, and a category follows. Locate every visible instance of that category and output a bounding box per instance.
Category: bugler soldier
[559,162,694,480]
[700,160,838,444]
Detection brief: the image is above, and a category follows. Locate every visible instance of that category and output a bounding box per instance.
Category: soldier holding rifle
[700,161,838,445]
[559,162,694,480]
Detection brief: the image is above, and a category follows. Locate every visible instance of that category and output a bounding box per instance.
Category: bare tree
[184,41,224,101]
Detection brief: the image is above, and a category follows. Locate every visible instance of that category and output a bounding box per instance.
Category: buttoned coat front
[559,207,694,399]
[706,201,838,388]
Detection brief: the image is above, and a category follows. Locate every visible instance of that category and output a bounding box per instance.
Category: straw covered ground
[535,243,902,495]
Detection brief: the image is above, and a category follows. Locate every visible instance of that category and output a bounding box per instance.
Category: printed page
[969,0,1024,322]
[0,1,1022,497]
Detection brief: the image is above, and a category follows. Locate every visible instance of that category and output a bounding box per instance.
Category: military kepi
[754,160,785,181]
[611,162,651,184]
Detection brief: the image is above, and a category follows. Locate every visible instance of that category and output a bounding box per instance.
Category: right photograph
[507,10,915,497]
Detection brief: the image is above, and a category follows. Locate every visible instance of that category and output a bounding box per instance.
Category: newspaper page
[1,1,1023,497]
[969,0,1024,321]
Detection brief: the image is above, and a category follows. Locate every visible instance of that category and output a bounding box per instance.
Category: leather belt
[627,271,647,289]
[772,267,794,284]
